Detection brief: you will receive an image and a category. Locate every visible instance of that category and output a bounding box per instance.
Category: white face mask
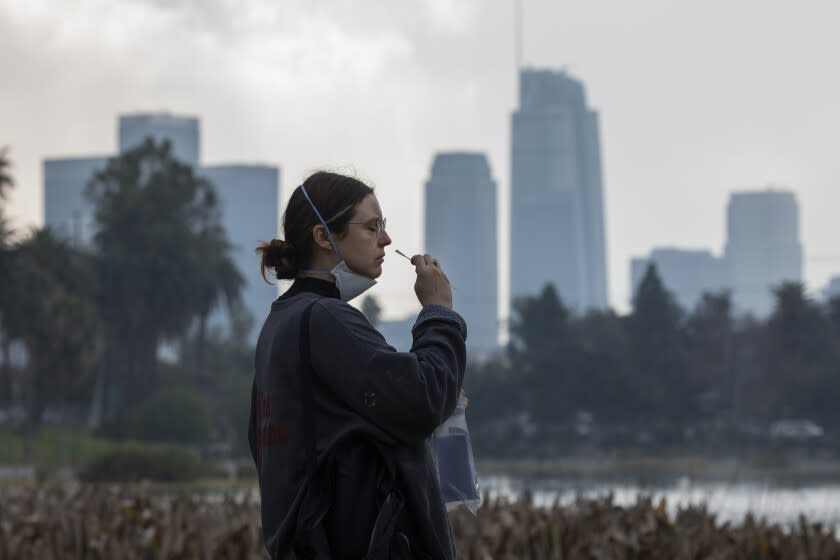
[299,185,377,302]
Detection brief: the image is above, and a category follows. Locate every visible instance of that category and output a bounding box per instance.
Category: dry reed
[1,484,838,559]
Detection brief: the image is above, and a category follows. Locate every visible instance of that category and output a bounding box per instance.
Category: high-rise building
[724,189,803,316]
[43,113,279,342]
[630,248,728,311]
[202,164,280,329]
[118,113,200,167]
[424,152,498,353]
[43,156,109,245]
[510,69,608,311]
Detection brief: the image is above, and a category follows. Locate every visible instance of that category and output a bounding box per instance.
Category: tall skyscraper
[510,69,608,311]
[630,248,728,311]
[202,164,280,329]
[724,189,803,316]
[424,152,498,353]
[118,113,200,167]
[43,156,109,245]
[43,113,279,342]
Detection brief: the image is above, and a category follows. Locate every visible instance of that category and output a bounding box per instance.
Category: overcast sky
[2,0,839,323]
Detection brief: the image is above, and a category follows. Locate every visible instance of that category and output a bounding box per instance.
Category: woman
[249,171,467,559]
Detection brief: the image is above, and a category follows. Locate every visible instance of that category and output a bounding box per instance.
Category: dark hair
[257,171,374,282]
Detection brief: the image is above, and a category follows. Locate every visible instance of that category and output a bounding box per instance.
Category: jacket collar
[277,276,340,302]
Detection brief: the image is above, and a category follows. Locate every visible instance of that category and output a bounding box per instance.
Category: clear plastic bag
[431,395,481,514]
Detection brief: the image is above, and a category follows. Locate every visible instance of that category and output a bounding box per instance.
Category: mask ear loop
[300,184,343,262]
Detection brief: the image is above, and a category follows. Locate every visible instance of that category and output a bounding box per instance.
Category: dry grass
[449,491,840,559]
[0,483,264,559]
[1,484,839,559]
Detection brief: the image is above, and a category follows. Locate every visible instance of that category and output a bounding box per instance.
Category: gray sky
[2,0,839,323]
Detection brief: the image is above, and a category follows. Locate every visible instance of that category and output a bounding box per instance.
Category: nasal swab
[395,249,413,261]
[395,250,455,291]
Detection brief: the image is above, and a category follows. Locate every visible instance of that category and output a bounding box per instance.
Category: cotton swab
[395,249,413,261]
[395,250,455,291]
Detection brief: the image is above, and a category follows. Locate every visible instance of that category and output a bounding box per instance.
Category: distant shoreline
[476,455,840,485]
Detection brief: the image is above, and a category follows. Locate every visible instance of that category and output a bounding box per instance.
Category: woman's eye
[368,227,378,233]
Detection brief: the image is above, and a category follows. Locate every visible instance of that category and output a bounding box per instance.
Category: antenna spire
[515,0,523,75]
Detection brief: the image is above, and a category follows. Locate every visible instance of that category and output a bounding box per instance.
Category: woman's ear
[312,225,333,252]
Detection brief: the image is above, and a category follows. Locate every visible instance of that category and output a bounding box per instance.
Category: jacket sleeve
[310,300,467,444]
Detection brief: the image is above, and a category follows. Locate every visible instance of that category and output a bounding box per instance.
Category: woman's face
[335,193,391,279]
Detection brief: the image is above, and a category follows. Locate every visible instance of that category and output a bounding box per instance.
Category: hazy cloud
[3,0,840,319]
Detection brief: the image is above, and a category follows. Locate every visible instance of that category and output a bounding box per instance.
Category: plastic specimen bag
[431,394,481,514]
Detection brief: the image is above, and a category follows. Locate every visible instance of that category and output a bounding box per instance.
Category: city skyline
[510,69,608,312]
[630,188,805,316]
[4,1,840,321]
[725,189,803,316]
[42,113,280,343]
[425,151,499,353]
[631,248,727,312]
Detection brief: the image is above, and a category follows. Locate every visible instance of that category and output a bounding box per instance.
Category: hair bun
[264,239,296,266]
[257,238,299,281]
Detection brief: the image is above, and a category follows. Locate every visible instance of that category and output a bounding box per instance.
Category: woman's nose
[380,230,392,246]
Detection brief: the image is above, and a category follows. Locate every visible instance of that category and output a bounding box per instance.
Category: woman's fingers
[412,253,453,309]
[411,254,427,270]
[412,253,442,270]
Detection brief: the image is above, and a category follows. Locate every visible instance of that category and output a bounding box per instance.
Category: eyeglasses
[348,217,387,237]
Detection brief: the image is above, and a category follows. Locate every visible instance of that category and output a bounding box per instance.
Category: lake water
[480,475,840,528]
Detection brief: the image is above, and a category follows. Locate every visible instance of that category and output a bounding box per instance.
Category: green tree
[764,283,834,424]
[2,229,99,438]
[190,222,245,375]
[86,139,241,414]
[627,264,687,426]
[827,295,840,335]
[0,147,15,405]
[767,283,830,364]
[360,294,382,327]
[508,284,578,428]
[574,309,631,424]
[174,323,254,452]
[462,357,528,455]
[825,295,840,428]
[684,292,734,419]
[109,389,212,445]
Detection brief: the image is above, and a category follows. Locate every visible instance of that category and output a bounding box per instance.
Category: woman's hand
[411,253,453,309]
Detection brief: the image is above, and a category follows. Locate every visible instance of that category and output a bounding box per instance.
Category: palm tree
[85,138,243,415]
[0,147,15,411]
[189,221,245,375]
[3,228,99,453]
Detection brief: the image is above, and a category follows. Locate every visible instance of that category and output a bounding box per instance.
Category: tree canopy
[86,138,243,410]
[2,229,99,430]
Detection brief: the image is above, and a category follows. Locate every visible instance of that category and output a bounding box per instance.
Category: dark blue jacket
[249,278,467,559]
